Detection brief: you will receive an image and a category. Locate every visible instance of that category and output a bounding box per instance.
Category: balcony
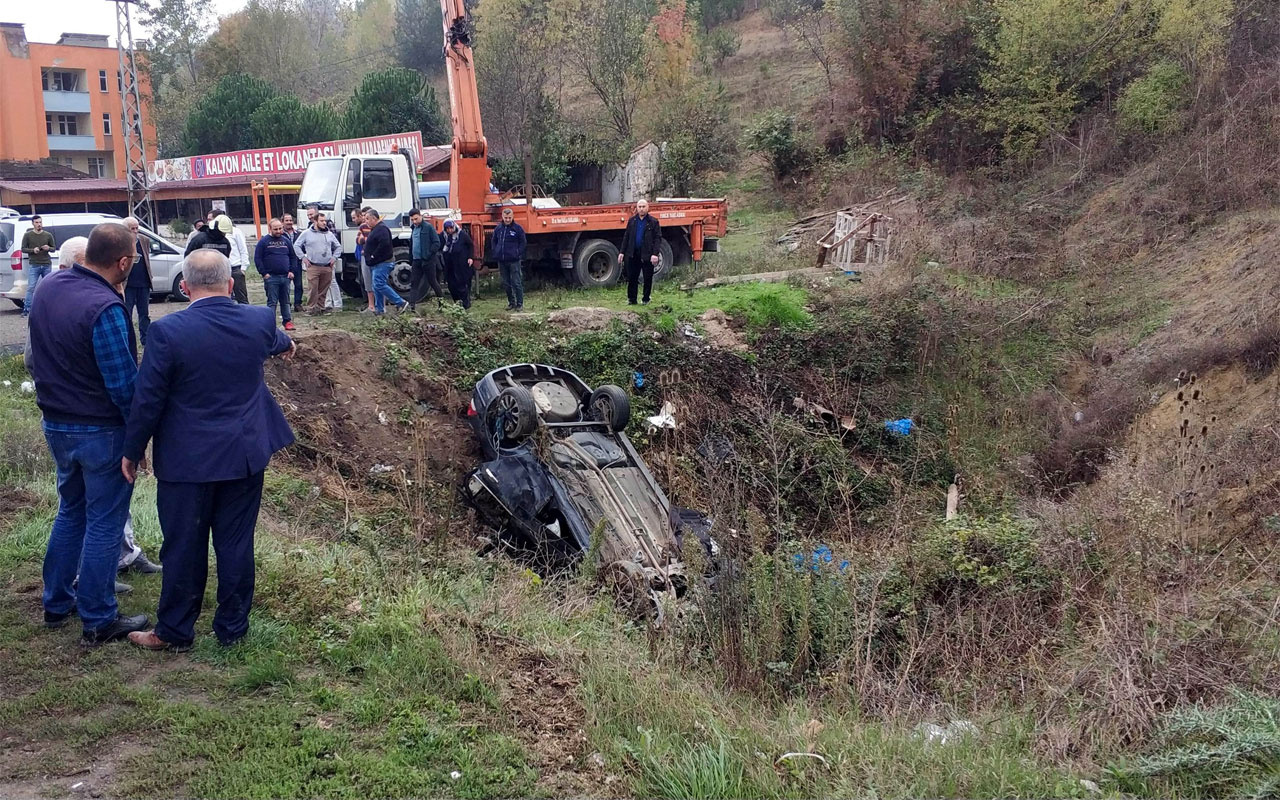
[46,134,97,151]
[43,90,90,114]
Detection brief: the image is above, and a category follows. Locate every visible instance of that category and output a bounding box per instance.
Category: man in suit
[121,250,296,652]
[121,217,153,345]
[618,199,662,306]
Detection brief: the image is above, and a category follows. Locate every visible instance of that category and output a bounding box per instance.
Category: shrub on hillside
[744,111,814,179]
[1117,61,1190,135]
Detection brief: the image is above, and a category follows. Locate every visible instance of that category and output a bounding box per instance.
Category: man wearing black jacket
[122,217,153,344]
[361,207,406,315]
[619,199,662,305]
[441,219,474,309]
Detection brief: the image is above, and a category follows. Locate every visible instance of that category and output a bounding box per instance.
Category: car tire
[170,274,189,302]
[10,299,24,310]
[589,385,631,432]
[573,239,621,288]
[488,386,539,446]
[652,238,675,282]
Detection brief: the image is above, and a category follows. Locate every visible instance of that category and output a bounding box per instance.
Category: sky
[3,0,248,46]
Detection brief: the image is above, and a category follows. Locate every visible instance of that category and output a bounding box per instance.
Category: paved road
[0,295,192,357]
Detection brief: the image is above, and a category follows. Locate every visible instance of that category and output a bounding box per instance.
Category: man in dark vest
[618,198,662,306]
[122,217,153,345]
[29,222,150,647]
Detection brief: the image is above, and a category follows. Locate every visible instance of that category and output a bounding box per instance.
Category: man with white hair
[121,217,154,345]
[123,250,295,652]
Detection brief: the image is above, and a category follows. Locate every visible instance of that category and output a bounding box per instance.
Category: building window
[103,114,112,135]
[42,70,80,92]
[63,158,75,168]
[99,70,108,92]
[87,158,106,178]
[117,71,123,93]
[45,114,79,136]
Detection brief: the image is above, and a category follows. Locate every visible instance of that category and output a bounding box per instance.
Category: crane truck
[297,0,729,297]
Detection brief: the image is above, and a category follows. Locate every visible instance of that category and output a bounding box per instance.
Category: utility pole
[113,0,154,229]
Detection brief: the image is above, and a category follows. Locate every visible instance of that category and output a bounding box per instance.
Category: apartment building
[0,23,156,180]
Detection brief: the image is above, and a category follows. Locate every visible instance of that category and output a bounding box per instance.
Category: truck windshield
[299,159,342,210]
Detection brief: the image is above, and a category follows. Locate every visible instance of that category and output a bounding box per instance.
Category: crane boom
[440,0,493,214]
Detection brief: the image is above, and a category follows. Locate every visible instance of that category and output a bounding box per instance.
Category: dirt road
[0,296,191,357]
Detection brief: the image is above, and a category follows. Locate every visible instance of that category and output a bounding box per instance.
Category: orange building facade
[0,23,156,181]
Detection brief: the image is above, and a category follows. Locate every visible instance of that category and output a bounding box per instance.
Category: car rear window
[0,223,12,251]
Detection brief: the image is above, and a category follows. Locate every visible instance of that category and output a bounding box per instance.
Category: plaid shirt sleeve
[92,305,138,419]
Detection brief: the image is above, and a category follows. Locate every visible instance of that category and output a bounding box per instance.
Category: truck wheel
[653,239,675,282]
[589,385,631,432]
[573,239,621,288]
[389,253,413,295]
[487,386,539,447]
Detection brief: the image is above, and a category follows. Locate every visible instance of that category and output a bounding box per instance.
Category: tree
[767,0,837,118]
[654,82,734,193]
[182,74,279,154]
[394,0,446,76]
[560,0,657,142]
[343,68,449,144]
[249,96,342,147]
[476,0,560,192]
[139,0,212,86]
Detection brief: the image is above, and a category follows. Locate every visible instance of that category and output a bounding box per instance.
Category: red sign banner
[147,131,426,184]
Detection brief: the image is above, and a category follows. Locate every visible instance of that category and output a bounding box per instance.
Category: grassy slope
[0,279,1091,799]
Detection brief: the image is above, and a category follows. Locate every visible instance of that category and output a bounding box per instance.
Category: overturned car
[463,364,712,603]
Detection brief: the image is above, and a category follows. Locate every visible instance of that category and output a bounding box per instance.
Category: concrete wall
[602,141,663,204]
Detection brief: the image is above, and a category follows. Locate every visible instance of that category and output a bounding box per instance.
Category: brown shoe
[128,629,192,653]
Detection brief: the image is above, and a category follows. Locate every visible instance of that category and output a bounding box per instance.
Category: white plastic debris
[450,771,462,781]
[913,720,979,746]
[645,401,677,432]
[1080,779,1101,795]
[1,380,10,387]
[377,411,388,425]
[369,464,394,476]
[20,380,34,393]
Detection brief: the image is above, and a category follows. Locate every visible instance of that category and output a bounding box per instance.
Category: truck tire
[573,239,621,288]
[588,385,631,432]
[389,247,413,295]
[653,238,675,282]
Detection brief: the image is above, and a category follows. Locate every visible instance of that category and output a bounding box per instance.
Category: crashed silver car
[464,364,713,606]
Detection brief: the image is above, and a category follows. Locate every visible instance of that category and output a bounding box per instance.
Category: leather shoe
[44,606,77,629]
[127,629,192,653]
[81,613,149,647]
[120,553,162,575]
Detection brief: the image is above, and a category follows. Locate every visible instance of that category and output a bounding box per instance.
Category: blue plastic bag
[884,418,914,436]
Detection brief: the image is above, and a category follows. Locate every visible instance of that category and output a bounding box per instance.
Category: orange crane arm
[440,0,493,215]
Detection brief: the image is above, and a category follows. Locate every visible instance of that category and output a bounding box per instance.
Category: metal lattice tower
[114,0,154,228]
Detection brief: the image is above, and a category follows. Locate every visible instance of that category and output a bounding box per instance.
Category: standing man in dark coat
[407,208,443,311]
[29,222,150,646]
[122,250,296,652]
[122,217,153,345]
[491,206,527,311]
[440,219,474,310]
[618,199,662,305]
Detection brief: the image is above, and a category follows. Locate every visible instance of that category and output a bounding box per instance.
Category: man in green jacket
[21,215,55,317]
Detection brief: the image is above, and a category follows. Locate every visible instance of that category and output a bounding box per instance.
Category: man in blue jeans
[361,207,406,315]
[491,206,527,311]
[21,215,55,317]
[27,222,149,646]
[253,218,297,331]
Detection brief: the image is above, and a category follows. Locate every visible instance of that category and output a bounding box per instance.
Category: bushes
[744,111,814,179]
[914,515,1052,591]
[1118,61,1190,134]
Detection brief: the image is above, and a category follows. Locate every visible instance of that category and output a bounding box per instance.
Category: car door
[44,224,99,269]
[138,229,181,294]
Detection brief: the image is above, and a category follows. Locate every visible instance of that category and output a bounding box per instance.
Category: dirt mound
[266,329,476,481]
[0,487,40,516]
[546,307,640,334]
[698,308,748,352]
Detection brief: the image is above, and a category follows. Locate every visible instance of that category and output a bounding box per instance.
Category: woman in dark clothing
[440,220,475,309]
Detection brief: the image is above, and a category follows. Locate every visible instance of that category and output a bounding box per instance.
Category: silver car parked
[1,213,188,310]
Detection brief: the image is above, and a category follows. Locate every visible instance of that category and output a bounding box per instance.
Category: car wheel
[170,274,189,302]
[486,386,538,447]
[589,385,631,432]
[10,299,24,310]
[573,239,621,288]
